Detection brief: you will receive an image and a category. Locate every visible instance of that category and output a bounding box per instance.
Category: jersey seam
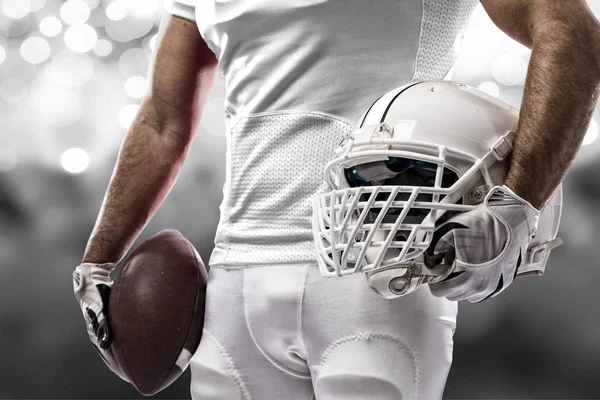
[228,109,354,133]
[410,0,426,83]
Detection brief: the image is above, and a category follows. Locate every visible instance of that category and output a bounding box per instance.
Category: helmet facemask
[312,81,562,298]
[312,120,510,286]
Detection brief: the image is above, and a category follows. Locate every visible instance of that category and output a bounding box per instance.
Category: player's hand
[73,262,129,382]
[428,185,540,303]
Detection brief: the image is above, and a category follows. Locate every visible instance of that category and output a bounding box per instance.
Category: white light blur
[105,4,154,43]
[0,45,6,65]
[50,51,95,87]
[492,53,529,87]
[582,120,599,146]
[0,13,12,33]
[121,0,158,18]
[0,78,27,103]
[29,0,46,12]
[0,50,36,81]
[1,13,30,37]
[31,80,83,126]
[64,24,97,53]
[477,81,500,98]
[20,37,51,64]
[149,33,158,51]
[119,104,140,129]
[60,0,90,25]
[118,48,148,76]
[1,0,31,19]
[39,16,62,37]
[61,148,90,174]
[0,149,18,172]
[201,96,226,138]
[124,76,147,99]
[93,38,113,57]
[81,0,100,10]
[106,2,126,21]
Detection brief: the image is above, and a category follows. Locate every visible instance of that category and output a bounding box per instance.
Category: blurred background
[0,0,599,398]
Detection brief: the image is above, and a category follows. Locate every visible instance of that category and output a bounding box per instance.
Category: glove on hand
[73,262,129,382]
[428,185,540,303]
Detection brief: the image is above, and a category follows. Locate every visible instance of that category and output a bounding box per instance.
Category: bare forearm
[505,22,600,209]
[82,104,192,263]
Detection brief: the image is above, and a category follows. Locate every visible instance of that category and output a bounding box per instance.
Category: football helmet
[312,81,563,298]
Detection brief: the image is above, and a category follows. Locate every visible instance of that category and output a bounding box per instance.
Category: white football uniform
[164,0,479,398]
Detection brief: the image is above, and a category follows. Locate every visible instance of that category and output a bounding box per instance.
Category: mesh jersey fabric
[163,0,480,266]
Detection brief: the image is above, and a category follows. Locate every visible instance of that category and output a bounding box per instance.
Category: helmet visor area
[344,157,459,189]
[314,156,471,276]
[344,157,460,223]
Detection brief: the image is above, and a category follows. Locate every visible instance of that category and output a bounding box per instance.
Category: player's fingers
[98,319,112,349]
[446,290,470,302]
[429,270,467,298]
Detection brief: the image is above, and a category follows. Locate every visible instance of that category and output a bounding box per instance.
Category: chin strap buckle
[518,237,564,277]
[490,136,513,161]
[365,260,452,299]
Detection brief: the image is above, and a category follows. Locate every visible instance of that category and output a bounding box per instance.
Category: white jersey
[165,0,480,267]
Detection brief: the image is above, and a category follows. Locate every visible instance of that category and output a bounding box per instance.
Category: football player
[74,0,600,398]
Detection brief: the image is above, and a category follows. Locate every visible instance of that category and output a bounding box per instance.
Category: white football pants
[189,264,457,400]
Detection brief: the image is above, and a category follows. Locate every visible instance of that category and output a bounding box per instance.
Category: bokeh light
[60,0,91,26]
[118,104,140,129]
[0,78,27,103]
[0,49,36,80]
[124,76,148,98]
[29,0,46,12]
[39,16,62,37]
[118,48,148,76]
[492,53,529,86]
[105,2,126,21]
[0,13,11,33]
[50,51,95,87]
[583,120,599,146]
[81,0,100,10]
[1,0,31,20]
[1,13,30,37]
[201,96,226,138]
[64,24,97,53]
[477,81,500,98]
[149,33,158,51]
[93,38,113,57]
[105,1,155,43]
[0,148,18,172]
[31,80,83,126]
[0,45,6,65]
[20,37,51,64]
[61,147,90,173]
[122,0,159,18]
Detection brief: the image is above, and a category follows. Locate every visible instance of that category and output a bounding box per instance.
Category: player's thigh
[189,267,314,400]
[303,268,457,400]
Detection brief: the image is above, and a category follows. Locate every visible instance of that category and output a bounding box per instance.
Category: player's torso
[196,0,480,266]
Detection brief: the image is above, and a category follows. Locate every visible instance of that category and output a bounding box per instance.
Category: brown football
[107,229,207,396]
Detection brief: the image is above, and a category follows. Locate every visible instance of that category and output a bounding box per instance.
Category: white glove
[73,262,129,382]
[428,185,540,303]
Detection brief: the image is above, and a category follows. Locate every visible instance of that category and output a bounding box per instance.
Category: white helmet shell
[312,81,562,297]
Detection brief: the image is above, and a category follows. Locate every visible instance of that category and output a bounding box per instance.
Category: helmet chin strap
[365,258,453,299]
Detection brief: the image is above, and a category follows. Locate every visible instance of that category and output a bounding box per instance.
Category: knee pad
[190,330,250,400]
[314,332,418,400]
